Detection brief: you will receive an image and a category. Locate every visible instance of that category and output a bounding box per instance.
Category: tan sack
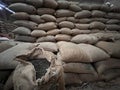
[37,8,55,15]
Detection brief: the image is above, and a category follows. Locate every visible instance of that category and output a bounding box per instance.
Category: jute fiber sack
[55,9,75,17]
[60,28,72,35]
[8,3,36,14]
[64,73,99,85]
[107,13,120,19]
[95,58,120,74]
[90,4,101,10]
[71,29,91,36]
[31,30,46,37]
[11,12,29,20]
[63,62,97,75]
[0,43,33,70]
[100,4,110,12]
[12,27,31,35]
[15,35,36,42]
[37,8,55,15]
[25,0,43,8]
[37,22,57,31]
[106,19,120,24]
[30,15,45,24]
[89,21,106,30]
[106,24,120,31]
[75,24,90,30]
[101,69,120,81]
[92,10,106,18]
[35,42,58,53]
[55,34,71,41]
[66,17,79,23]
[47,29,60,36]
[57,0,70,9]
[74,10,91,19]
[57,41,89,63]
[69,4,82,12]
[79,18,92,24]
[5,0,25,3]
[91,18,108,23]
[77,44,110,62]
[96,41,120,58]
[40,14,56,22]
[79,4,91,10]
[44,0,58,9]
[59,21,74,29]
[13,20,38,30]
[36,35,55,42]
[56,17,67,23]
[110,6,120,13]
[71,34,98,44]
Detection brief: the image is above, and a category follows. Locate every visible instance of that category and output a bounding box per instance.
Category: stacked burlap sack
[8,0,120,43]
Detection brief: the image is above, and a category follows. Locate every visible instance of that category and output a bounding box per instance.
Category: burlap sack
[47,29,60,35]
[55,34,71,41]
[11,12,29,20]
[25,0,43,8]
[71,29,91,36]
[107,13,120,19]
[30,15,45,24]
[95,58,120,74]
[44,0,58,9]
[5,0,25,3]
[55,9,75,17]
[60,28,72,35]
[56,17,67,23]
[74,10,91,19]
[91,18,108,23]
[71,34,98,44]
[36,42,58,52]
[0,43,33,69]
[66,17,79,23]
[79,18,92,24]
[12,27,31,35]
[57,0,70,9]
[31,30,46,37]
[13,20,38,29]
[106,19,120,24]
[89,21,105,30]
[63,62,97,75]
[41,14,56,22]
[100,4,110,12]
[64,73,99,85]
[69,4,82,12]
[79,4,91,10]
[37,22,57,31]
[36,35,55,42]
[92,10,106,18]
[75,24,90,30]
[15,35,36,42]
[59,21,74,29]
[90,4,101,10]
[37,8,55,15]
[8,3,36,14]
[110,6,120,13]
[96,41,120,58]
[106,24,120,31]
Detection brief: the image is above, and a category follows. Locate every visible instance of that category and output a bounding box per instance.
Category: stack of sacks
[57,41,110,85]
[94,41,120,81]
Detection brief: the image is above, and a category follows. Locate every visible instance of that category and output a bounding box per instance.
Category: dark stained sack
[11,12,29,20]
[79,4,91,10]
[56,17,67,23]
[91,18,108,23]
[8,3,36,14]
[107,13,120,19]
[59,21,74,29]
[55,9,75,17]
[96,41,120,58]
[106,24,120,31]
[12,27,31,35]
[95,58,120,74]
[37,8,55,15]
[106,19,120,24]
[31,30,46,37]
[44,0,58,9]
[15,35,36,42]
[41,14,56,22]
[13,20,38,30]
[30,15,45,24]
[57,0,70,9]
[79,18,92,24]
[74,10,91,19]
[69,4,82,12]
[92,10,106,18]
[55,34,71,41]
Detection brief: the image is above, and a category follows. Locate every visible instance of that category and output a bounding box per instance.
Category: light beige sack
[55,34,71,41]
[59,21,74,29]
[60,28,72,35]
[69,4,82,12]
[75,24,90,30]
[31,30,46,37]
[47,29,60,35]
[41,14,56,22]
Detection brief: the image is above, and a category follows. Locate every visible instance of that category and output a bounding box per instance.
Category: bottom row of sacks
[2,41,120,90]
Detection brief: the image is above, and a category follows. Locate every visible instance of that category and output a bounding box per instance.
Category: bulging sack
[59,21,74,29]
[44,0,58,9]
[57,0,70,9]
[92,10,106,18]
[55,34,71,41]
[31,30,46,37]
[37,8,55,15]
[41,14,56,22]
